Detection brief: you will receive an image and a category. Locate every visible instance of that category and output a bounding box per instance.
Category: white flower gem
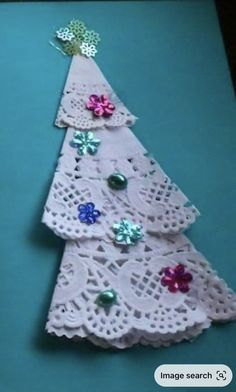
[56,27,75,42]
[80,42,97,58]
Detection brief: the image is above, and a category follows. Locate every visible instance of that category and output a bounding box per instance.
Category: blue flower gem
[78,202,101,225]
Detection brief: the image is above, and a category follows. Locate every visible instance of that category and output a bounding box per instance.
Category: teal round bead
[107,173,128,190]
[96,289,117,308]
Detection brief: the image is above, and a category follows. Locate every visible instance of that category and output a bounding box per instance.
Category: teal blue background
[0,1,236,391]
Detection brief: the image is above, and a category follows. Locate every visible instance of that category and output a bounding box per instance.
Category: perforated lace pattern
[46,236,236,346]
[44,55,236,349]
[87,320,211,349]
[43,128,199,239]
[56,82,137,130]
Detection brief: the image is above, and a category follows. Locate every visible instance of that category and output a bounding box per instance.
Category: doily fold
[46,236,236,348]
[43,45,236,350]
[55,56,137,130]
[42,127,198,239]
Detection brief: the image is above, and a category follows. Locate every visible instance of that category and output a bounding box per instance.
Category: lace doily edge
[45,309,236,342]
[45,319,213,349]
[54,115,138,130]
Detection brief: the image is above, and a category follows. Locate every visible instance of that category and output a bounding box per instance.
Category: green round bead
[107,173,128,190]
[96,289,117,308]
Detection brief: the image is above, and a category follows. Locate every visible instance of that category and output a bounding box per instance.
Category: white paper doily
[46,235,236,348]
[55,56,137,130]
[43,127,198,239]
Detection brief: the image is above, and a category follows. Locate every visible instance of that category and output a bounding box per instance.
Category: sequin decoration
[161,264,193,293]
[113,219,143,245]
[83,30,101,46]
[56,27,75,42]
[96,289,117,308]
[54,20,100,58]
[68,20,86,40]
[80,42,97,58]
[86,95,115,117]
[107,173,128,190]
[78,202,101,225]
[70,131,101,156]
[63,40,81,56]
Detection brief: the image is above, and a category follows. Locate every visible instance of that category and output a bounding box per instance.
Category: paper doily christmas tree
[43,21,236,349]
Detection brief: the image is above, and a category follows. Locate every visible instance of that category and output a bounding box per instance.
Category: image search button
[154,364,233,387]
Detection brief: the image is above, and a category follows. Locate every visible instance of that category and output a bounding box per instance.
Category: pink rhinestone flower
[86,94,115,117]
[161,264,193,293]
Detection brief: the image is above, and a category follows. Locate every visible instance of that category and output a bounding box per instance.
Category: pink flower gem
[86,94,115,117]
[161,264,193,293]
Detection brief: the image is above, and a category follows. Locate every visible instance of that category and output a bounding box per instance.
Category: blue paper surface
[0,1,235,391]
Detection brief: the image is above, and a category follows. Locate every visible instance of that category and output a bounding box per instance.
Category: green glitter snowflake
[54,19,100,58]
[68,20,86,40]
[63,40,81,56]
[83,30,100,46]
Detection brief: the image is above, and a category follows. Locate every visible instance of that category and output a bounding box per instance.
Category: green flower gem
[83,30,100,46]
[113,219,143,245]
[68,19,86,40]
[70,131,101,156]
